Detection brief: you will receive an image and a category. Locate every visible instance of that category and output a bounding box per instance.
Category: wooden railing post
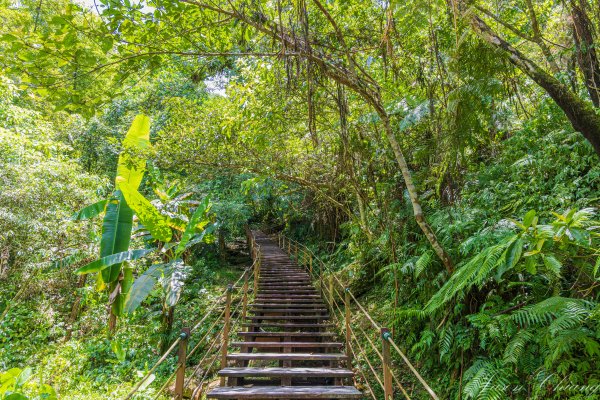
[220,284,233,385]
[309,253,313,277]
[381,328,393,400]
[288,238,291,255]
[174,327,190,399]
[328,274,334,311]
[242,270,249,322]
[319,262,324,299]
[344,288,352,368]
[294,242,298,261]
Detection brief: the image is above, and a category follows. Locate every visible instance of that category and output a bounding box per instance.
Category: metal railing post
[220,284,233,385]
[174,327,190,399]
[381,328,393,400]
[344,288,352,368]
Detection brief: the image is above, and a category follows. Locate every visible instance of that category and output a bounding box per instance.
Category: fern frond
[463,358,512,400]
[415,250,433,278]
[512,297,595,328]
[425,236,517,313]
[503,329,533,365]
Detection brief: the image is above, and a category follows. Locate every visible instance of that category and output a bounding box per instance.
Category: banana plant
[125,186,216,350]
[72,114,173,332]
[72,115,216,337]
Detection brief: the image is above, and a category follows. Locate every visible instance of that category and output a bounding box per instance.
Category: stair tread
[246,315,329,320]
[227,352,348,360]
[232,341,343,347]
[250,307,327,314]
[208,386,361,399]
[238,332,335,337]
[242,323,333,328]
[218,367,353,377]
[250,304,325,308]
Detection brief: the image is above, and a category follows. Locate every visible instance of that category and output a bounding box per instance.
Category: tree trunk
[469,13,600,155]
[65,274,87,341]
[160,303,175,353]
[219,229,226,260]
[571,0,600,107]
[376,105,455,274]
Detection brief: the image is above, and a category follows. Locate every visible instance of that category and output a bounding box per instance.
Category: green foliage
[1,0,599,398]
[0,368,56,400]
[75,249,154,275]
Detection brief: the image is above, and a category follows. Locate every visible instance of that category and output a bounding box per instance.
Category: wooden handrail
[277,233,439,400]
[125,231,262,400]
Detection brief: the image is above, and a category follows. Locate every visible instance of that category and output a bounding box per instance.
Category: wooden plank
[250,308,328,313]
[218,367,353,377]
[250,303,326,308]
[227,352,348,361]
[242,323,333,328]
[231,341,342,348]
[238,332,335,337]
[245,315,329,320]
[207,386,362,399]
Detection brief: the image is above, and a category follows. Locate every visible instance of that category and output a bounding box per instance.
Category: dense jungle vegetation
[0,0,599,398]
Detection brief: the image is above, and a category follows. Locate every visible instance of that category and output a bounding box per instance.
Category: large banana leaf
[99,114,151,284]
[113,264,135,317]
[75,248,154,274]
[123,263,166,313]
[175,197,211,257]
[71,199,107,220]
[116,114,150,189]
[163,260,190,307]
[117,178,172,243]
[99,191,135,283]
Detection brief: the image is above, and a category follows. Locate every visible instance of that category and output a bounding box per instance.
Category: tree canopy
[0,0,599,398]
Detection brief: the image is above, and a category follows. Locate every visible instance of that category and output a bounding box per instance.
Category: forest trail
[207,232,362,399]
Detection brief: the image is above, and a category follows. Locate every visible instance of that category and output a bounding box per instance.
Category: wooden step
[255,294,321,298]
[242,323,333,329]
[246,315,329,321]
[238,332,335,338]
[250,303,326,309]
[207,386,362,398]
[257,291,318,296]
[227,352,348,361]
[231,342,343,349]
[218,367,352,378]
[258,283,314,287]
[251,309,328,314]
[257,288,318,296]
[253,300,324,304]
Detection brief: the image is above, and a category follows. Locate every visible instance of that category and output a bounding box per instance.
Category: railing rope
[124,230,262,400]
[277,234,439,400]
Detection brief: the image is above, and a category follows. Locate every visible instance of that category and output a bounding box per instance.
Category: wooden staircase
[207,233,362,399]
